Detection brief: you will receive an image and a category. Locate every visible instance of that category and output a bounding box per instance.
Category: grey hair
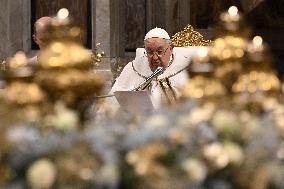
[144,38,172,45]
[165,39,172,44]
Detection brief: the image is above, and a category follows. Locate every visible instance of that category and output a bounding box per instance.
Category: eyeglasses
[144,45,170,58]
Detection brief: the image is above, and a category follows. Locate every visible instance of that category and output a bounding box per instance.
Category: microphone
[132,66,165,91]
[95,67,165,98]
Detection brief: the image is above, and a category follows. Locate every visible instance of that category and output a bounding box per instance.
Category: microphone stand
[95,67,165,98]
[131,67,165,91]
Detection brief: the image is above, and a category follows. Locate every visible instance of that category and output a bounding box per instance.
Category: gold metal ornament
[232,71,281,95]
[53,142,101,188]
[183,47,226,99]
[211,36,247,62]
[214,6,251,38]
[3,52,46,106]
[1,59,6,71]
[232,36,281,95]
[183,76,227,99]
[210,7,250,93]
[35,9,104,106]
[126,143,168,177]
[91,43,105,67]
[6,82,45,105]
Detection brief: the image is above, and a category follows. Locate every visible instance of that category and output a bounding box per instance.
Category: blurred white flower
[177,113,193,128]
[223,141,244,165]
[262,97,279,111]
[126,151,139,165]
[79,168,94,181]
[43,103,79,130]
[276,142,284,160]
[7,126,38,144]
[239,112,260,140]
[211,110,239,137]
[144,115,168,128]
[182,158,207,182]
[203,142,229,169]
[188,103,215,125]
[168,128,188,144]
[27,158,57,189]
[98,164,119,185]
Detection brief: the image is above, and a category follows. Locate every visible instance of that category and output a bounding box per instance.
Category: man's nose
[152,53,159,60]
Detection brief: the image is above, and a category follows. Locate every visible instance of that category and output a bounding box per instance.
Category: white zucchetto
[144,27,170,40]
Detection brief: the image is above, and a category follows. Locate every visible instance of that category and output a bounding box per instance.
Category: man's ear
[169,44,174,51]
[33,34,38,44]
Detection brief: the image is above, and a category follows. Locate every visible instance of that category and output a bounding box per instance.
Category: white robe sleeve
[97,62,145,116]
[110,62,145,93]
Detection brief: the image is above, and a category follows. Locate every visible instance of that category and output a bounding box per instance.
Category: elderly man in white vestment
[103,28,193,113]
[28,16,52,65]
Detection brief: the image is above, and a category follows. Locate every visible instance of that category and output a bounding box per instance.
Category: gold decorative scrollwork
[171,25,213,47]
[1,59,6,71]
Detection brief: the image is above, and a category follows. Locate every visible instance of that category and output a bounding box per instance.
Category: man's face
[33,17,51,50]
[144,38,173,71]
[33,27,47,50]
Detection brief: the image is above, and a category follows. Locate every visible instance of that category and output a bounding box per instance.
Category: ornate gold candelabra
[3,52,46,106]
[210,6,251,93]
[33,9,104,121]
[1,8,105,127]
[183,47,227,101]
[0,8,106,188]
[182,6,281,114]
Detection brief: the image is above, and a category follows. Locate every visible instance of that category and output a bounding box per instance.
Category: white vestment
[103,47,201,113]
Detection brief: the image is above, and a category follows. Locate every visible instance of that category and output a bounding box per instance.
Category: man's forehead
[145,38,167,47]
[35,17,52,33]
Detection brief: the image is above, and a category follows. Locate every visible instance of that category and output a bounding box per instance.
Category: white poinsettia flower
[262,97,279,111]
[188,103,215,125]
[27,158,57,189]
[223,141,244,165]
[182,158,207,182]
[203,142,229,169]
[211,110,239,137]
[43,103,79,130]
[144,115,168,128]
